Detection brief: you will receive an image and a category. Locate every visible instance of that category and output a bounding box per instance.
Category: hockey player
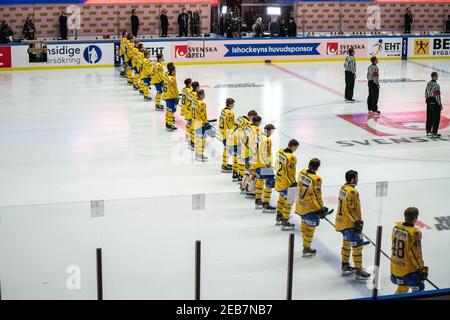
[295,158,331,257]
[192,89,212,162]
[234,110,258,182]
[181,78,192,119]
[140,51,153,101]
[152,53,165,111]
[131,45,141,90]
[162,62,179,132]
[253,123,276,213]
[240,115,262,196]
[390,207,428,294]
[275,139,299,231]
[119,31,128,77]
[125,35,135,85]
[335,170,371,280]
[219,98,236,173]
[186,81,200,150]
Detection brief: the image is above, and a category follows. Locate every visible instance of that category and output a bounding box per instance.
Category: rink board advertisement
[408,37,450,58]
[4,36,450,70]
[5,42,114,70]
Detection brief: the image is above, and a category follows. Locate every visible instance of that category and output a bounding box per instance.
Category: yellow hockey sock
[301,222,315,248]
[166,110,174,126]
[352,245,363,269]
[341,240,351,264]
[395,285,410,294]
[276,195,286,213]
[262,187,272,203]
[232,155,238,174]
[255,179,264,200]
[222,148,228,167]
[282,201,293,220]
[155,92,162,106]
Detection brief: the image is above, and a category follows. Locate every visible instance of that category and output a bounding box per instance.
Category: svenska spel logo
[175,45,188,58]
[326,42,339,55]
[83,45,102,64]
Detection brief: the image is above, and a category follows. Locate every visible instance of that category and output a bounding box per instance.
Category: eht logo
[326,42,339,55]
[0,46,12,68]
[175,45,188,58]
[338,111,450,137]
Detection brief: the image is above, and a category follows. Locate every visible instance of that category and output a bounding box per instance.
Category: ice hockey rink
[0,59,449,299]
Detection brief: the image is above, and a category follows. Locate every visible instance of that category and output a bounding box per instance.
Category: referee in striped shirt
[344,48,356,102]
[425,72,443,138]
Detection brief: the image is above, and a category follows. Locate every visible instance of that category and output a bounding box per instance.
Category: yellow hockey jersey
[124,42,134,62]
[162,72,179,100]
[252,133,272,169]
[185,90,197,121]
[274,148,297,191]
[181,86,192,117]
[151,61,164,84]
[141,58,152,78]
[193,99,208,127]
[391,222,425,277]
[295,169,324,216]
[120,37,127,56]
[245,124,260,162]
[219,108,235,141]
[335,184,361,231]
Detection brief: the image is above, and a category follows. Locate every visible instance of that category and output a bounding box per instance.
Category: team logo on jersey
[83,45,102,64]
[175,45,188,58]
[337,111,450,137]
[414,39,429,55]
[326,42,339,55]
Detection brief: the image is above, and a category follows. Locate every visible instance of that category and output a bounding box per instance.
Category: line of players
[118,31,429,294]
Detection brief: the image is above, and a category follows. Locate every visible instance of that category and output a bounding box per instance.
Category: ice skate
[341,263,355,276]
[355,268,371,280]
[255,199,263,210]
[262,202,276,213]
[302,247,317,257]
[281,219,295,231]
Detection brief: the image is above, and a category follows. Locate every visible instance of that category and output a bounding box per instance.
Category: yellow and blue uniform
[140,58,153,100]
[181,86,192,119]
[295,169,324,248]
[136,51,144,92]
[219,107,235,168]
[186,90,197,146]
[390,222,426,294]
[234,116,250,178]
[152,60,164,106]
[275,148,297,220]
[131,48,141,88]
[162,71,179,127]
[192,98,210,158]
[252,130,275,204]
[336,184,364,269]
[125,42,134,84]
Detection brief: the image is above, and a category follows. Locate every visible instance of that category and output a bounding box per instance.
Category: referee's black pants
[426,98,441,134]
[345,71,355,100]
[367,80,379,112]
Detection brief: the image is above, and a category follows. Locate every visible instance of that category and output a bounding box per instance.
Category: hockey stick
[323,216,439,290]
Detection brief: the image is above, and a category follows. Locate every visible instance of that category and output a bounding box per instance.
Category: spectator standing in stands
[445,15,450,33]
[160,9,169,37]
[178,8,189,37]
[252,17,263,37]
[344,47,356,103]
[191,10,201,37]
[268,17,280,37]
[279,18,287,37]
[425,72,443,138]
[131,9,140,37]
[23,16,36,40]
[287,17,297,37]
[0,20,13,43]
[404,7,413,34]
[59,11,68,40]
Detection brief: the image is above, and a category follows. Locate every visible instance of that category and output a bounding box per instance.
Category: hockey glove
[318,207,334,219]
[419,266,429,281]
[354,220,364,232]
